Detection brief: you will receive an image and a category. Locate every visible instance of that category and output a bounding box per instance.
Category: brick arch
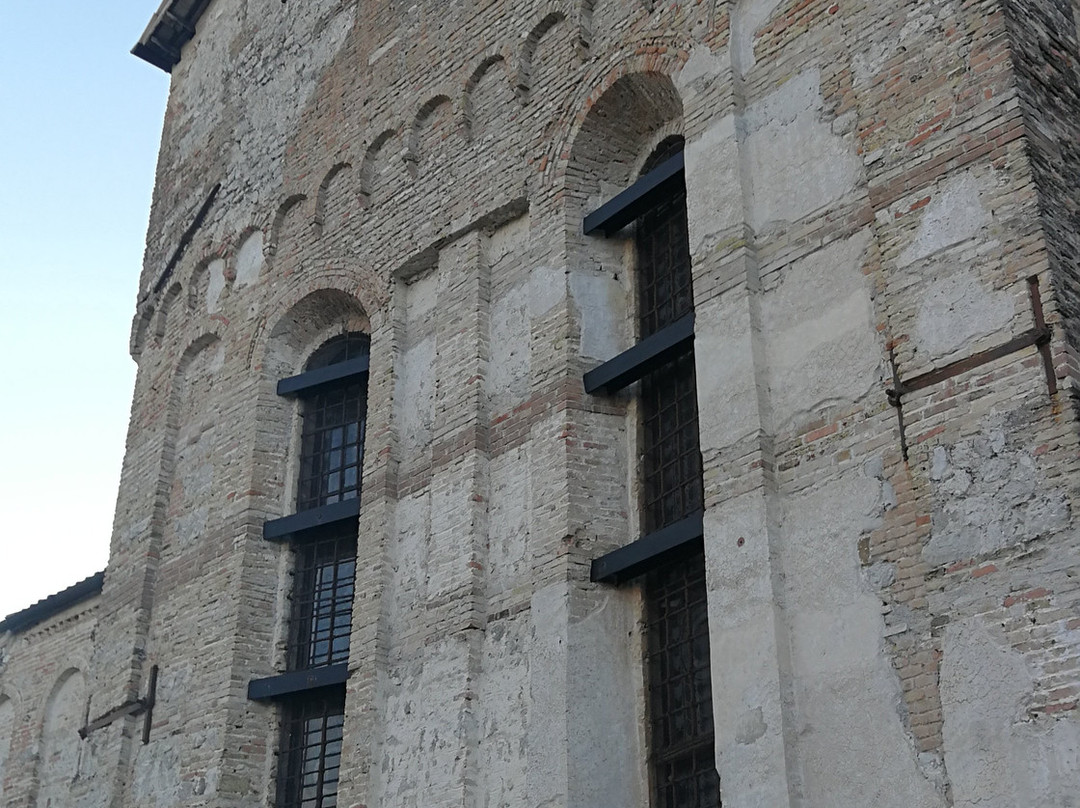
[130,303,155,361]
[552,52,688,194]
[516,10,568,104]
[462,53,514,142]
[359,128,401,207]
[33,668,87,808]
[315,161,355,236]
[268,193,309,263]
[405,94,454,175]
[154,281,184,339]
[245,268,389,374]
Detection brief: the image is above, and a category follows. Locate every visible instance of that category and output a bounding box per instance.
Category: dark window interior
[635,138,719,807]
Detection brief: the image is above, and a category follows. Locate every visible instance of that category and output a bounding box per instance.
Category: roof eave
[0,571,105,636]
[131,0,214,74]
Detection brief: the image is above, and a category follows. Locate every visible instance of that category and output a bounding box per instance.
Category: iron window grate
[646,554,720,808]
[277,690,345,808]
[287,525,357,671]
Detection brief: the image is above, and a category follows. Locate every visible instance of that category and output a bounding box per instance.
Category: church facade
[2,0,1079,805]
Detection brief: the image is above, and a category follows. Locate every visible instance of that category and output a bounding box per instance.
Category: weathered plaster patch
[205,258,227,313]
[941,619,1080,807]
[234,231,264,288]
[685,115,744,255]
[783,476,947,808]
[912,270,1014,362]
[490,284,531,410]
[925,412,1069,567]
[853,10,941,87]
[762,229,882,429]
[570,270,625,362]
[731,0,785,77]
[741,70,863,231]
[898,171,992,268]
[528,265,566,318]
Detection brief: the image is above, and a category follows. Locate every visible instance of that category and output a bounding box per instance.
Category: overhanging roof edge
[132,0,214,73]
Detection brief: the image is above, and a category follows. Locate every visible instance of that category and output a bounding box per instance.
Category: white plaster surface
[528,264,566,318]
[477,617,529,807]
[783,476,946,808]
[703,495,794,807]
[205,258,227,314]
[941,619,1080,807]
[567,590,646,808]
[731,0,785,77]
[925,415,1070,567]
[397,270,438,453]
[762,229,881,429]
[489,284,531,411]
[741,70,863,231]
[912,270,1014,362]
[898,171,992,268]
[486,448,530,596]
[695,292,762,451]
[570,270,625,362]
[685,115,745,255]
[234,230,264,288]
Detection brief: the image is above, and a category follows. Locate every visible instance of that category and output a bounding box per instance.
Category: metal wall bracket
[79,665,158,745]
[583,152,685,236]
[247,663,348,701]
[583,314,694,394]
[277,356,370,397]
[263,498,361,541]
[591,510,704,585]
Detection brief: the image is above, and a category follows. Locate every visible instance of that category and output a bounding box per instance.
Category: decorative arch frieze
[406,95,454,176]
[315,162,355,236]
[359,128,401,207]
[516,11,568,104]
[268,194,308,263]
[463,54,514,143]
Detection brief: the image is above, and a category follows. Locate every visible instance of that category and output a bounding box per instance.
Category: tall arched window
[584,138,720,807]
[249,331,371,808]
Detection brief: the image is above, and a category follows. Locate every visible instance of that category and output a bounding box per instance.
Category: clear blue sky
[0,3,169,618]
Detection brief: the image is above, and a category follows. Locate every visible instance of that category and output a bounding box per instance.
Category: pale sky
[0,3,169,618]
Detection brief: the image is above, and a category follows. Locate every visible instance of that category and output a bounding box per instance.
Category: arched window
[583,137,720,807]
[249,331,371,808]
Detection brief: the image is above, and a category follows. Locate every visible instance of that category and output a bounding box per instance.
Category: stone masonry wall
[1,0,1077,806]
[0,599,100,807]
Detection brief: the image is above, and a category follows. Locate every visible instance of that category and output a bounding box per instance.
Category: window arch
[582,133,720,807]
[250,329,371,808]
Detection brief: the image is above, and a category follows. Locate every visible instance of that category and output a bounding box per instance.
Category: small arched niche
[563,70,684,350]
[35,669,87,808]
[256,289,372,509]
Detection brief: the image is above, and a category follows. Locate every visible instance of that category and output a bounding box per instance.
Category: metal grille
[306,333,370,371]
[278,690,345,808]
[296,381,367,511]
[641,352,703,534]
[647,554,720,808]
[637,142,692,339]
[288,525,357,671]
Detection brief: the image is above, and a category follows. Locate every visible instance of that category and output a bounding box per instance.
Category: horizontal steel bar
[889,327,1050,401]
[263,498,361,541]
[277,356,370,397]
[583,152,684,236]
[247,663,349,701]
[591,510,704,585]
[79,698,148,739]
[583,314,695,395]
